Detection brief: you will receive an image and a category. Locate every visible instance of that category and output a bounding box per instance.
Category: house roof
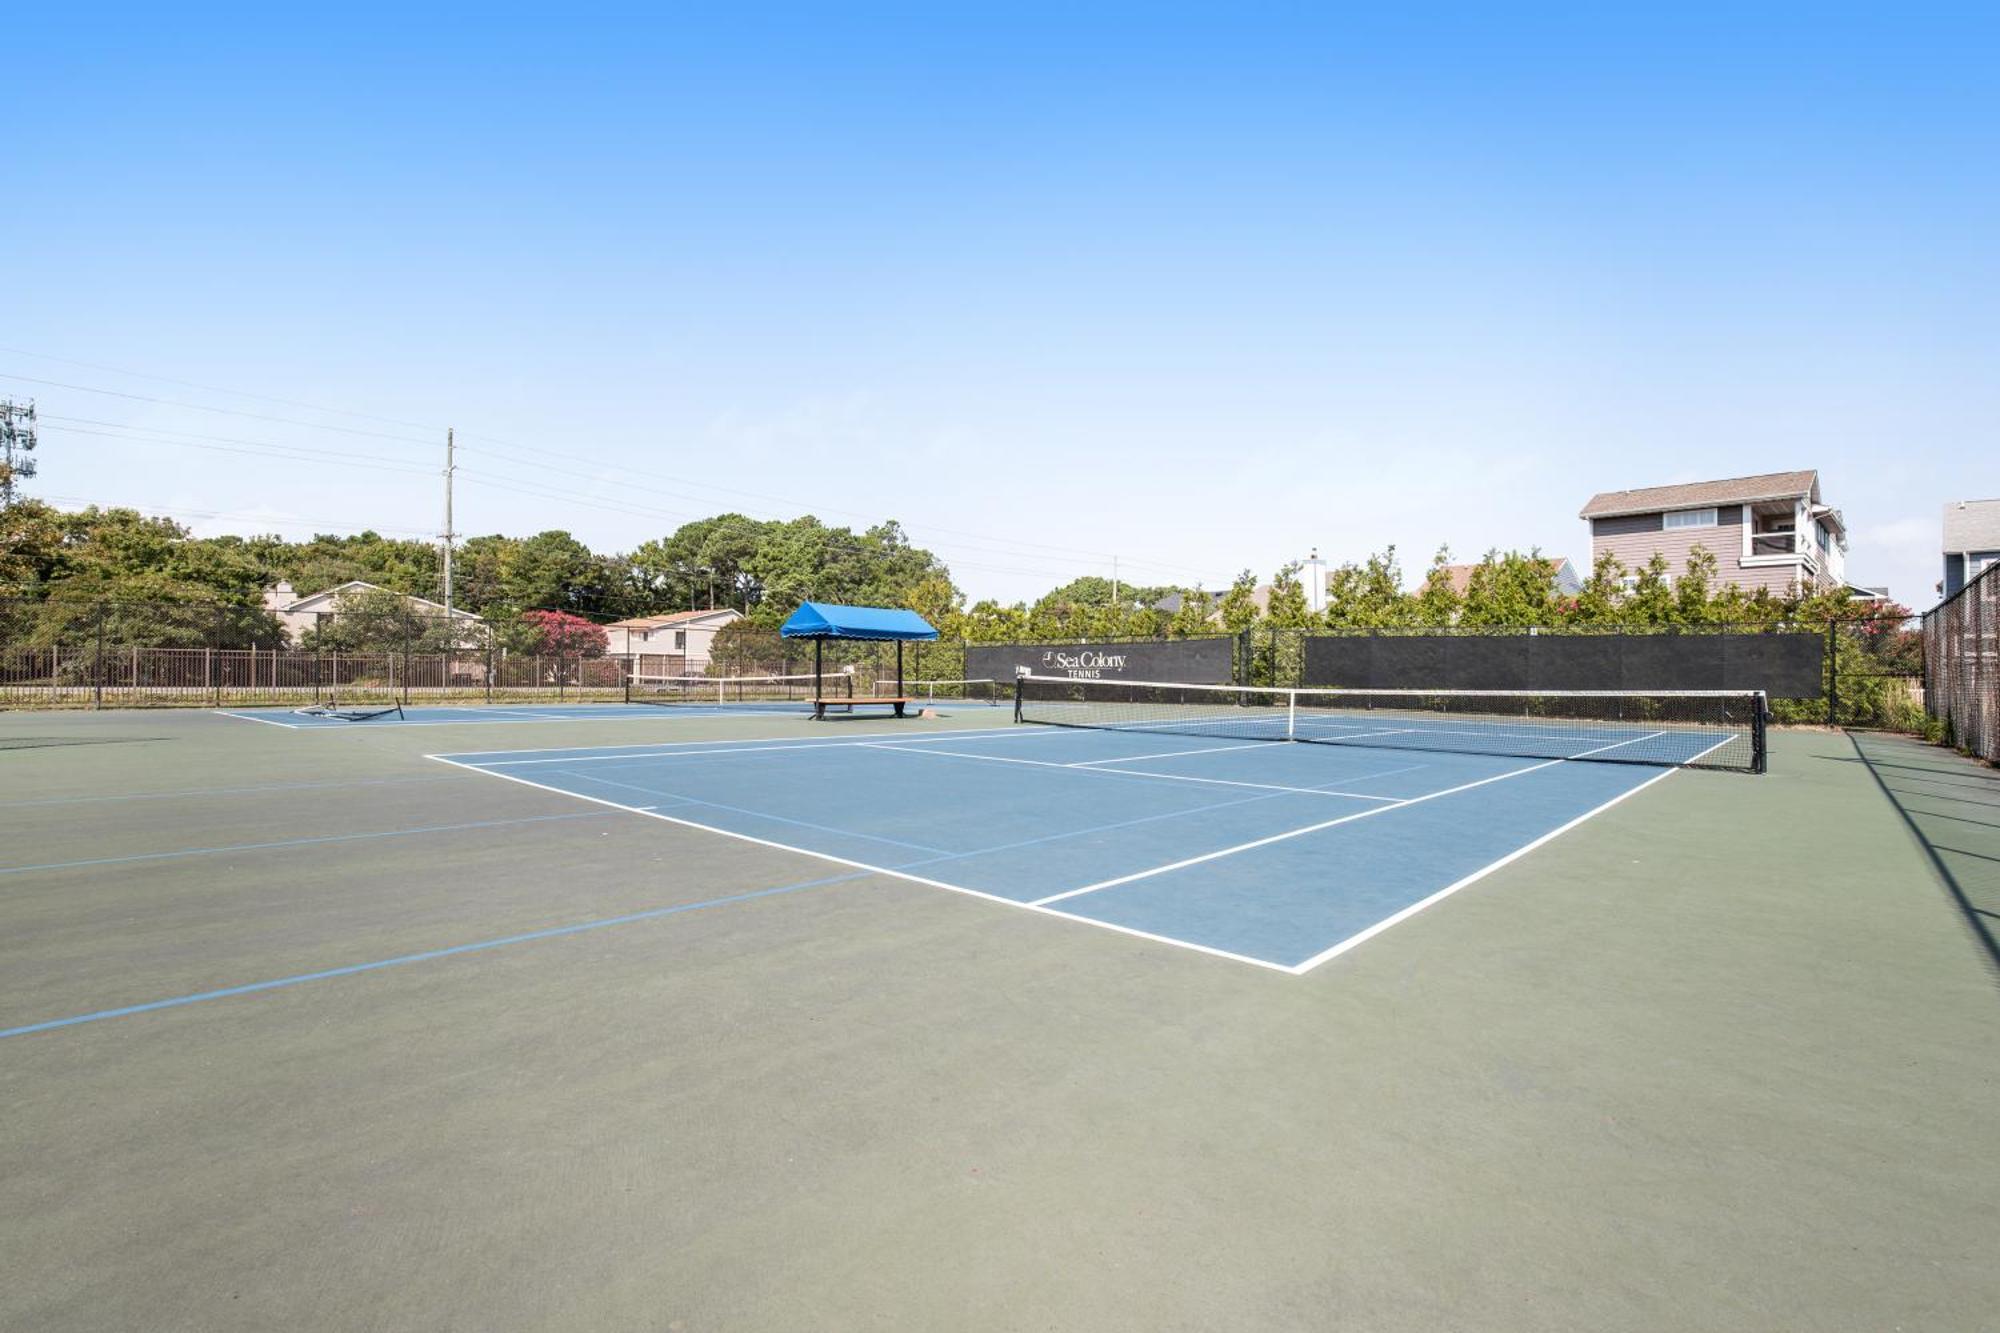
[1943,498,2000,552]
[606,608,743,629]
[1579,471,1820,520]
[269,580,482,620]
[779,601,939,641]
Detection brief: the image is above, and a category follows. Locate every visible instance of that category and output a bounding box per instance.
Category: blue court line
[0,811,611,876]
[553,766,960,856]
[0,871,870,1040]
[0,774,465,810]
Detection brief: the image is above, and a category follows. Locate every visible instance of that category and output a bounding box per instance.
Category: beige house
[261,580,484,646]
[603,608,744,672]
[1580,471,1849,597]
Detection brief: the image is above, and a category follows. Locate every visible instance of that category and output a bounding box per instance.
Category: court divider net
[624,673,842,707]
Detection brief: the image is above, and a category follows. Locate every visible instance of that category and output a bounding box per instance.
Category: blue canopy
[779,601,939,642]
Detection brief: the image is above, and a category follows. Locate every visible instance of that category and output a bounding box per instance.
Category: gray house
[1942,499,2000,598]
[1580,470,1848,597]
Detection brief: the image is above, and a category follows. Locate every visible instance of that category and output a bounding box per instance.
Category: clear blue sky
[5,4,1995,606]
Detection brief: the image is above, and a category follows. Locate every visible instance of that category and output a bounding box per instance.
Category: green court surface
[1,707,1995,1331]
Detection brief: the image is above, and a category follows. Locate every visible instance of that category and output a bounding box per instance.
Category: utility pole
[0,399,37,509]
[441,427,457,619]
[1305,546,1327,615]
[1111,555,1120,608]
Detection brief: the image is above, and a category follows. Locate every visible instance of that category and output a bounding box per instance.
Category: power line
[0,346,441,432]
[39,419,436,476]
[0,374,439,448]
[2,357,1235,586]
[32,493,439,537]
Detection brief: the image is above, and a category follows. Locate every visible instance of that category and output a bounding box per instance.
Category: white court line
[426,752,1296,974]
[1072,740,1273,766]
[438,723,1052,763]
[1031,727,1669,908]
[862,742,1404,802]
[214,706,817,733]
[213,710,301,729]
[1561,728,1668,757]
[472,727,1071,768]
[1285,732,1738,974]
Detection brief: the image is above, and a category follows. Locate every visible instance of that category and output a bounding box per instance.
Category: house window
[674,631,687,650]
[1664,507,1718,530]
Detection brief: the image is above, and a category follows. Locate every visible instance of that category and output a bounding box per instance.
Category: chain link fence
[1,597,635,708]
[0,594,1938,731]
[0,598,1083,708]
[1924,563,1999,761]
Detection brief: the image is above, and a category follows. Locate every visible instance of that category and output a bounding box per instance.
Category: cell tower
[0,398,37,509]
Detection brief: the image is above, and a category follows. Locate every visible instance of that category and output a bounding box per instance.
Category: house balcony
[1750,532,1803,557]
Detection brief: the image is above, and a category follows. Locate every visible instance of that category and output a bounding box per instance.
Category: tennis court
[3,699,1996,1330]
[433,720,1718,972]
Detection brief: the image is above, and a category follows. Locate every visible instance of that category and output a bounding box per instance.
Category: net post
[1286,688,1297,741]
[1753,691,1769,775]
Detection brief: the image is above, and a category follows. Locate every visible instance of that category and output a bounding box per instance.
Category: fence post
[1825,618,1839,726]
[93,602,106,710]
[210,604,224,705]
[402,627,413,706]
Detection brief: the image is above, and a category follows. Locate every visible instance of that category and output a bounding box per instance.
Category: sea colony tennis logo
[1041,649,1129,679]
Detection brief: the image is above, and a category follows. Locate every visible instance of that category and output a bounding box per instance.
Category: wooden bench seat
[812,696,911,720]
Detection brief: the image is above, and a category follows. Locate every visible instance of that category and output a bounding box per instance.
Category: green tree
[500,531,599,611]
[1410,547,1461,627]
[298,586,444,652]
[1620,552,1676,625]
[1674,546,1720,624]
[1324,547,1412,628]
[1568,552,1626,625]
[1460,550,1561,626]
[1265,561,1312,628]
[1167,587,1218,638]
[1217,569,1261,635]
[961,599,1029,642]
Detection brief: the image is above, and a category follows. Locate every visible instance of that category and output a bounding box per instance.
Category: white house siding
[603,611,743,670]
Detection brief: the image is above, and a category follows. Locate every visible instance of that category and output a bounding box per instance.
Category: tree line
[2,500,1911,657]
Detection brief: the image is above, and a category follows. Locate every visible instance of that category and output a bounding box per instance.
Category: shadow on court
[1847,731,2000,982]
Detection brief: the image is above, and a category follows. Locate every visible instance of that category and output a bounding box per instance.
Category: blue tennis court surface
[433,722,1699,973]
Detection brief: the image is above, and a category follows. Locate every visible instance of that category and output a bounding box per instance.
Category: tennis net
[894,678,1007,706]
[625,672,840,707]
[1012,674,1767,773]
